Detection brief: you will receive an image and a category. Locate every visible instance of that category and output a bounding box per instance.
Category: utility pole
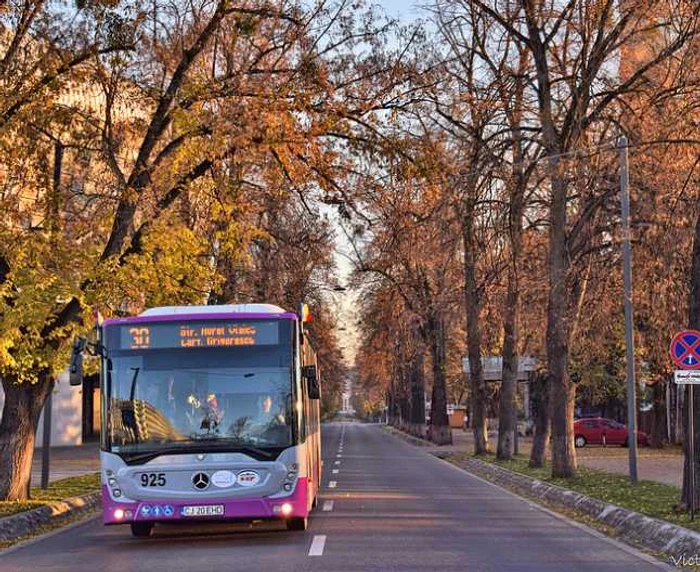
[620,135,639,485]
[40,381,53,489]
[41,139,63,489]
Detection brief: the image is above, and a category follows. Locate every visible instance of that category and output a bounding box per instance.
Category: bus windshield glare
[104,320,295,457]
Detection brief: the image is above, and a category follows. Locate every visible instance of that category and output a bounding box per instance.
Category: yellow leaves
[0,229,92,381]
[85,215,222,317]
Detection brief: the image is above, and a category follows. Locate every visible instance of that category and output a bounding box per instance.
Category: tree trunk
[496,52,527,461]
[529,371,550,468]
[408,343,426,439]
[497,170,524,459]
[497,265,518,460]
[650,380,667,449]
[681,208,700,509]
[0,375,53,500]
[387,382,398,427]
[547,170,576,478]
[427,314,452,445]
[670,381,682,445]
[463,199,489,454]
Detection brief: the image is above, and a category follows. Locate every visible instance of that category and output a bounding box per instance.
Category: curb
[450,455,700,563]
[382,425,432,447]
[384,424,700,564]
[0,491,101,543]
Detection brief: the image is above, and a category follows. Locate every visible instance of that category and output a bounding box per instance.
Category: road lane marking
[308,535,326,556]
[336,454,342,458]
[334,461,341,465]
[329,481,337,488]
[332,469,339,474]
[323,500,334,511]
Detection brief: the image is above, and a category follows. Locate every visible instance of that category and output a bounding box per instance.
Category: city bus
[70,303,322,537]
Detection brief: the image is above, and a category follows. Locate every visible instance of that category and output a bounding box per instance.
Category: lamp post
[620,135,638,485]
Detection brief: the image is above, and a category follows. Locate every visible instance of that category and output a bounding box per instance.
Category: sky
[377,0,420,19]
[330,1,424,365]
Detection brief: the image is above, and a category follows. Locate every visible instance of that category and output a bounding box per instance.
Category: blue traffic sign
[670,330,700,369]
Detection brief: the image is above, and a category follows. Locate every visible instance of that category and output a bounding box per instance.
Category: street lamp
[620,135,638,486]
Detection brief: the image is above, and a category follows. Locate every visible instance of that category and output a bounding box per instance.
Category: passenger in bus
[185,382,224,434]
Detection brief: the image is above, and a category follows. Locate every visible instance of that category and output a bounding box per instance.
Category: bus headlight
[273,503,294,516]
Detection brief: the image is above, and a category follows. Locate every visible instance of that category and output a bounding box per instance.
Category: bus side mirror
[303,365,320,399]
[69,337,87,386]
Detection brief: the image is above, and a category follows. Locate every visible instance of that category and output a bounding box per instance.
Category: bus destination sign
[119,321,279,350]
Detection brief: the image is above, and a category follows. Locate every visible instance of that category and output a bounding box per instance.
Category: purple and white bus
[71,304,322,537]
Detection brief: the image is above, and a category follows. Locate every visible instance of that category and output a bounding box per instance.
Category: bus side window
[297,326,306,443]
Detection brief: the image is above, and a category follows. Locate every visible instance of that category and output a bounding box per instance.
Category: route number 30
[141,473,166,487]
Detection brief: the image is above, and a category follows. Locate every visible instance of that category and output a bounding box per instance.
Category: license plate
[180,504,225,517]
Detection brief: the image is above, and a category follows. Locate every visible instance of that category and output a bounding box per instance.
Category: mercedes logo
[192,472,210,490]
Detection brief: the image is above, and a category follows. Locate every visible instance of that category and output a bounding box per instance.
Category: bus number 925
[141,473,166,487]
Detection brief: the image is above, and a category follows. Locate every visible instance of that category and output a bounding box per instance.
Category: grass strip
[0,473,100,518]
[0,508,100,550]
[448,452,697,532]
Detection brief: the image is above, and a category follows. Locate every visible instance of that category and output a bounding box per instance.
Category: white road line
[308,535,327,556]
[334,460,341,465]
[329,481,337,488]
[336,454,342,458]
[332,469,339,474]
[322,500,334,511]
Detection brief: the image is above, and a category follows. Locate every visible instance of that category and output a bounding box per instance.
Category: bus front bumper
[102,477,309,525]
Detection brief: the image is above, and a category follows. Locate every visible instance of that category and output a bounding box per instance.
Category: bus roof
[103,304,298,326]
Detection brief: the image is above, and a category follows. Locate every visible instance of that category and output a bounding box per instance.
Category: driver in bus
[246,394,286,440]
[256,394,286,426]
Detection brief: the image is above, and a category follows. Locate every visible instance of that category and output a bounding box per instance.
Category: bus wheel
[286,517,308,531]
[130,522,154,538]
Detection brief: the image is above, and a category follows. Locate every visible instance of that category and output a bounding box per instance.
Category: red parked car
[573,417,649,448]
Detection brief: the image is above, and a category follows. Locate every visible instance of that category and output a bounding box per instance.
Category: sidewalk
[30,441,100,487]
[417,428,683,487]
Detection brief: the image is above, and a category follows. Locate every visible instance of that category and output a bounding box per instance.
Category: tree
[468,0,699,477]
[0,0,411,500]
[352,177,462,444]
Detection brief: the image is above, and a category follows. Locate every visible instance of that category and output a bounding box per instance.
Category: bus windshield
[105,343,295,456]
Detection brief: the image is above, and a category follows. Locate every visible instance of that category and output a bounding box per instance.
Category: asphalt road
[1,423,669,571]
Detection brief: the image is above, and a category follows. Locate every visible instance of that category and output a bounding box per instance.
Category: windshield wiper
[236,446,276,459]
[188,436,277,459]
[121,447,190,465]
[120,443,277,465]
